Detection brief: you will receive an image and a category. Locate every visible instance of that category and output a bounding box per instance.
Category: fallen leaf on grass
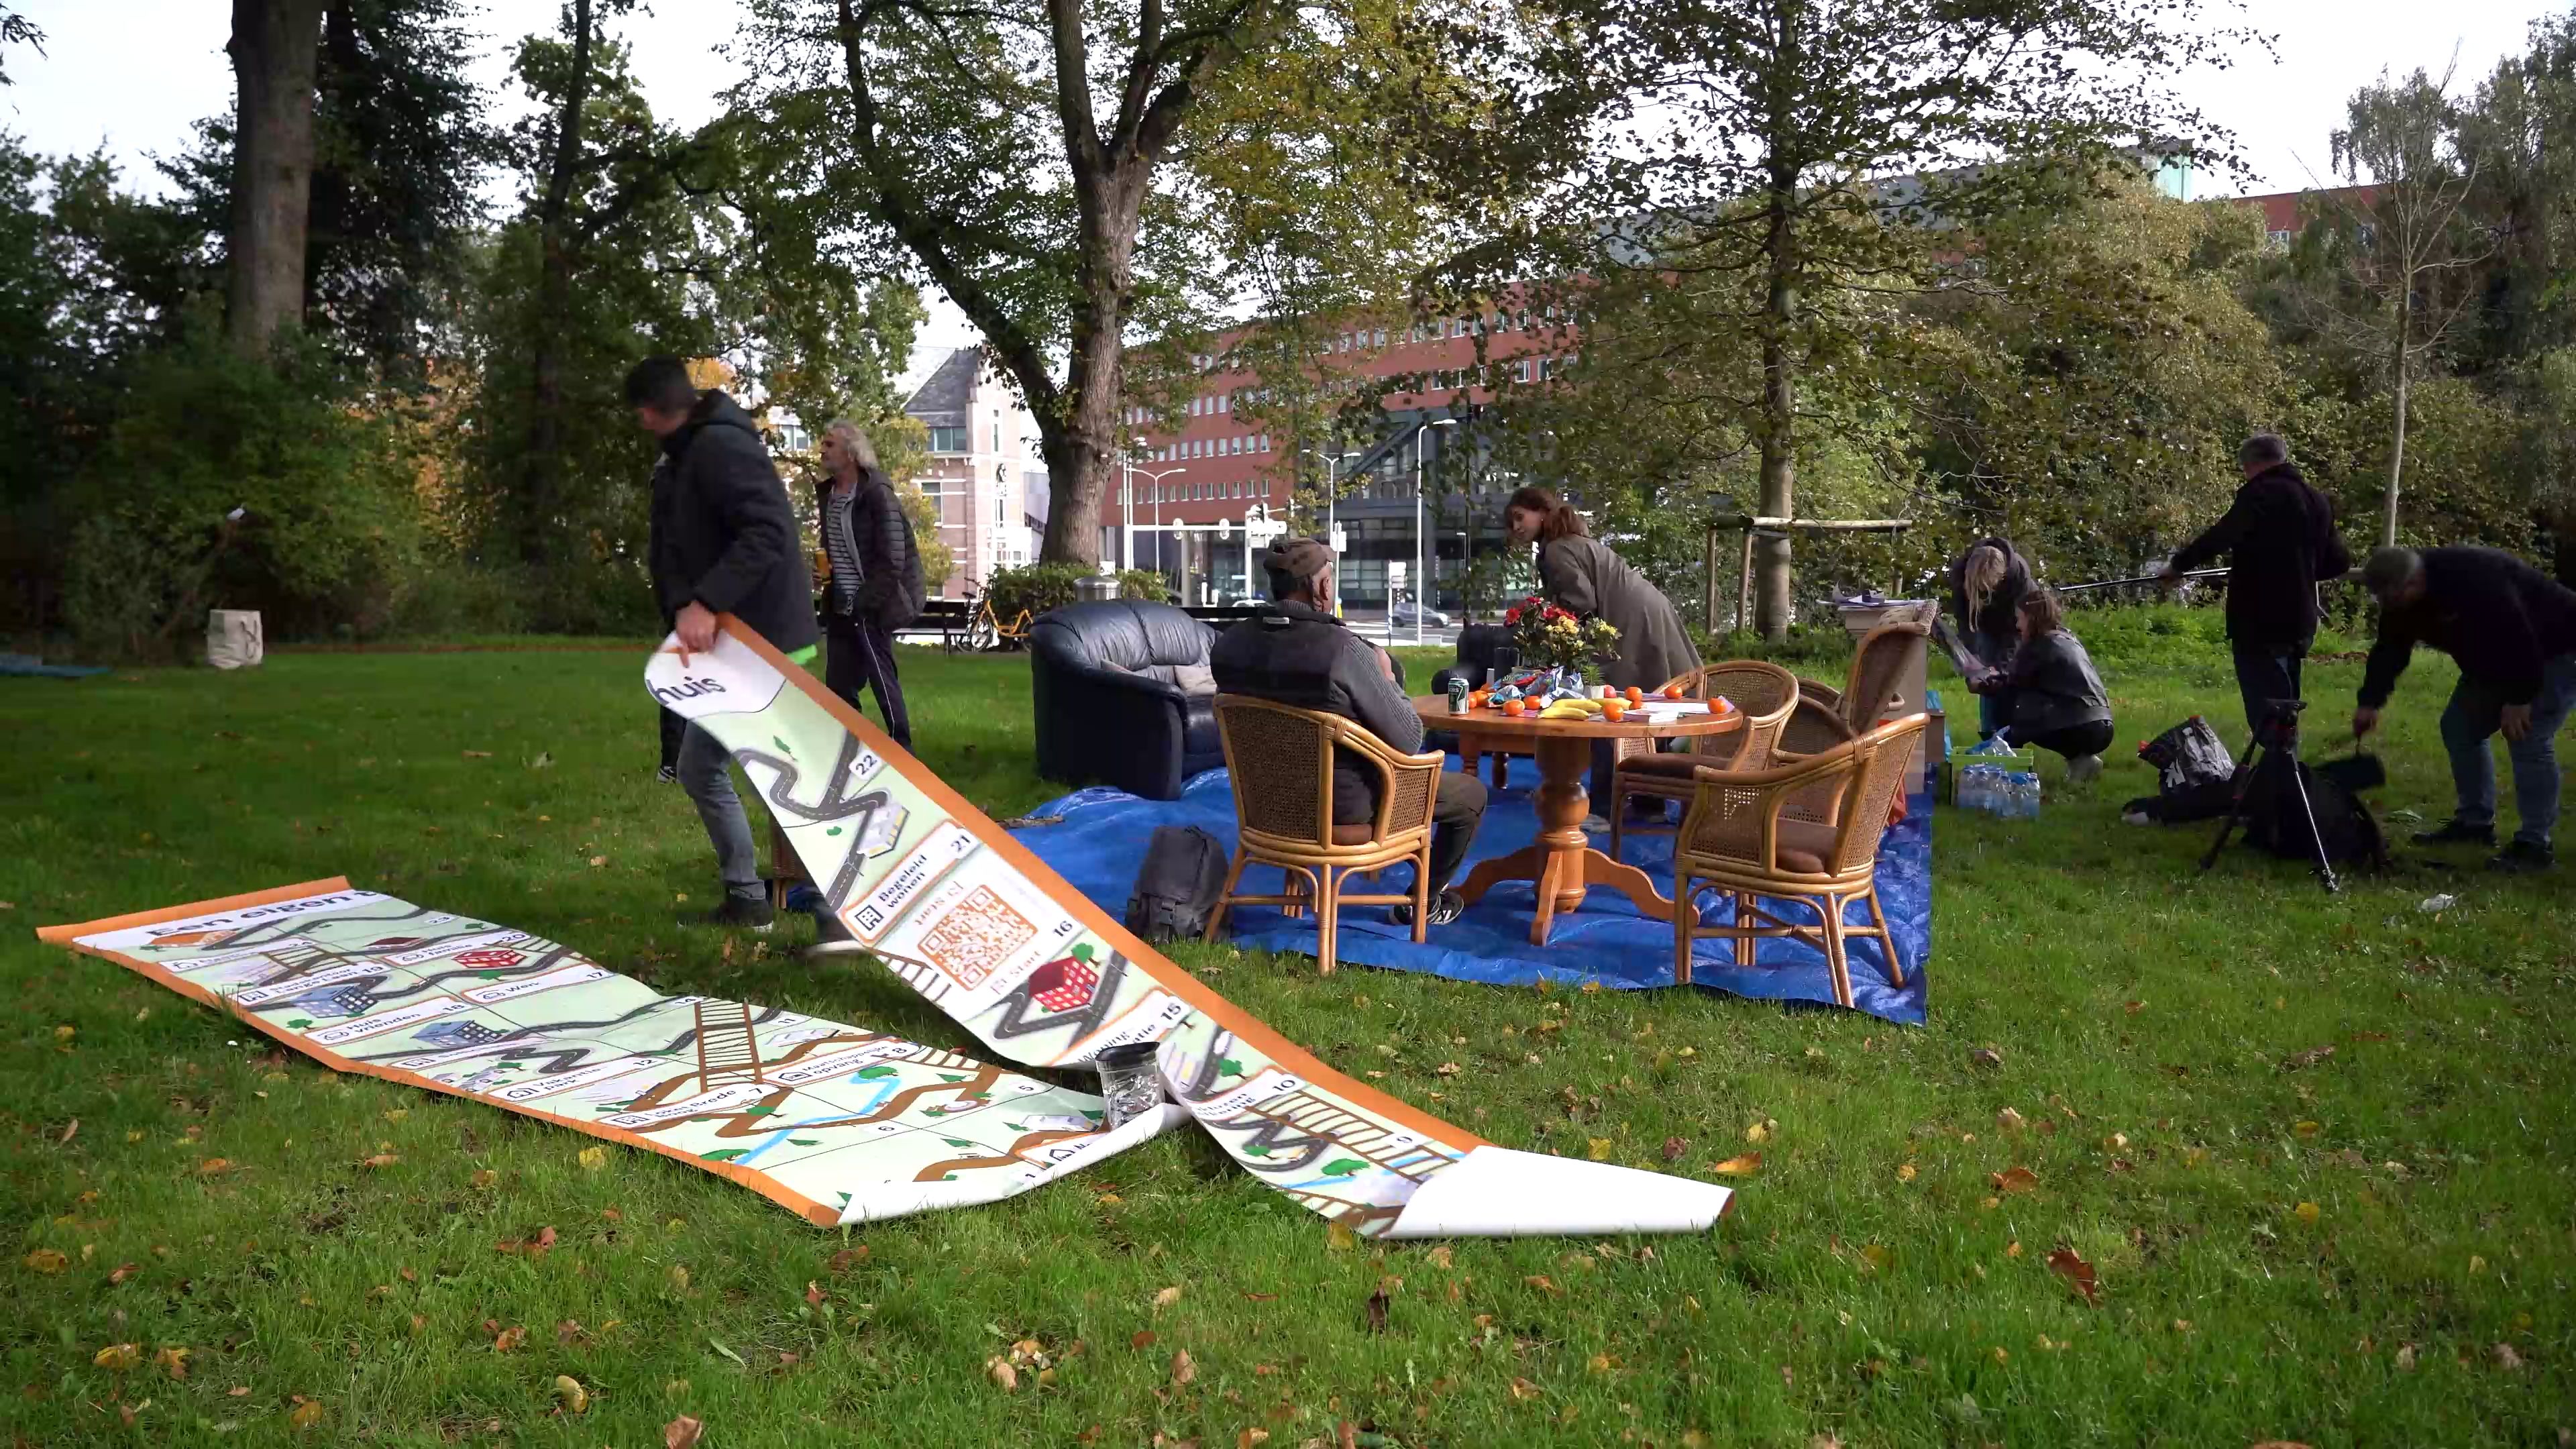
[287,1397,325,1430]
[155,1346,191,1379]
[1153,1285,1183,1308]
[985,1354,1019,1391]
[1709,1153,1761,1177]
[2292,1202,2321,1226]
[1169,1349,1197,1386]
[24,1249,66,1274]
[107,1260,140,1284]
[2493,1343,2524,1372]
[828,1246,869,1273]
[1991,1167,2039,1194]
[58,1118,77,1144]
[470,1169,498,1189]
[578,1146,607,1171]
[1896,1164,1917,1183]
[1661,1136,1688,1162]
[1508,1378,1542,1401]
[1996,1108,2027,1133]
[2047,1248,2100,1305]
[669,1265,692,1291]
[197,1159,233,1176]
[360,1153,400,1170]
[2394,1344,2416,1371]
[2281,1046,2335,1071]
[553,1376,589,1413]
[664,1415,705,1449]
[804,1281,826,1306]
[1744,1119,1773,1144]
[1525,1275,1560,1294]
[1427,1244,1453,1269]
[1131,1330,1157,1350]
[2246,1442,2314,1448]
[93,1343,141,1370]
[1326,1222,1357,1251]
[1968,1046,2004,1069]
[2292,1120,2321,1138]
[1364,1288,1389,1332]
[1587,1138,1613,1161]
[1238,1431,1270,1448]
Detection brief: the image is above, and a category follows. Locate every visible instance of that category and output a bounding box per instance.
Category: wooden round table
[1413,693,1743,945]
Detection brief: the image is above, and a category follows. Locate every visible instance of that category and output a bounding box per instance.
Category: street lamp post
[1132,464,1189,584]
[1300,445,1358,617]
[1413,417,1458,644]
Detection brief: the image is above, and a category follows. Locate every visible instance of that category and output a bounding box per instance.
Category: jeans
[1970,630,2015,738]
[2440,651,2576,848]
[824,614,912,749]
[678,722,763,902]
[2229,636,2310,741]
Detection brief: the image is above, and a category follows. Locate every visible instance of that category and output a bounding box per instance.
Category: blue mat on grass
[1008,759,1932,1024]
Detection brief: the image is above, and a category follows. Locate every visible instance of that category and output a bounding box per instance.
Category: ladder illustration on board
[1232,1086,1458,1185]
[692,1000,765,1089]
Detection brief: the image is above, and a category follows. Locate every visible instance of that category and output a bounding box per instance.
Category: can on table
[1446,678,1471,714]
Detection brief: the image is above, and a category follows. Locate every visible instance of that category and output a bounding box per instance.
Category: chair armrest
[1680,749,1858,871]
[1032,656,1189,795]
[1333,722,1446,839]
[1774,696,1856,759]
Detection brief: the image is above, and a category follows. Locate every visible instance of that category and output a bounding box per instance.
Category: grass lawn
[3,619,2571,1447]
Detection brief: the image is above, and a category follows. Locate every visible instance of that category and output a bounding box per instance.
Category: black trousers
[1334,768,1489,895]
[657,705,688,771]
[2022,718,2114,761]
[2229,636,2310,741]
[825,614,912,749]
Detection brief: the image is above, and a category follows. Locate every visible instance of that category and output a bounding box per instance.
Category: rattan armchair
[1671,713,1926,1008]
[1205,695,1447,974]
[1775,612,1931,820]
[1606,661,1801,860]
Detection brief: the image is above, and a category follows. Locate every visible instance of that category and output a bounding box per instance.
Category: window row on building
[1138,433,1273,464]
[1136,474,1274,504]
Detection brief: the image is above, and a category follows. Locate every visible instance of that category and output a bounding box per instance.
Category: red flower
[1502,606,1521,625]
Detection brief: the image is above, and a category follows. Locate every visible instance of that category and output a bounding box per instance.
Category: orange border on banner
[42,883,844,1226]
[694,616,1489,1152]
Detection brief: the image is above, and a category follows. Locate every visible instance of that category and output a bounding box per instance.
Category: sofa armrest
[1032,655,1192,798]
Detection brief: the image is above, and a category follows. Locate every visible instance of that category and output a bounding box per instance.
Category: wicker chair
[1671,713,1926,1008]
[1205,695,1447,974]
[1775,612,1932,822]
[1605,661,1801,860]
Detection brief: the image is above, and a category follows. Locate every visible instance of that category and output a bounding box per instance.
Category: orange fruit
[1625,687,1644,704]
[1503,698,1526,717]
[1603,702,1626,722]
[1662,682,1686,700]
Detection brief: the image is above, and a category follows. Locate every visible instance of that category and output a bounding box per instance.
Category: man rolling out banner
[2353,545,2576,875]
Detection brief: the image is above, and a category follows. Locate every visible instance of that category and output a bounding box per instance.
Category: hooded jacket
[2168,461,2351,649]
[647,390,818,655]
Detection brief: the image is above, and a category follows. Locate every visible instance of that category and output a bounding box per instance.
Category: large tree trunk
[1033,148,1150,568]
[225,0,326,356]
[1754,186,1799,641]
[523,0,594,570]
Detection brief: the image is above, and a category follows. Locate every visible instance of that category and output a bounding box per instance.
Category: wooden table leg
[1452,733,1681,945]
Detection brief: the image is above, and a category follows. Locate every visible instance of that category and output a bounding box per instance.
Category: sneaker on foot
[686,895,774,930]
[2487,839,2554,873]
[655,763,679,785]
[806,909,867,957]
[1389,890,1466,928]
[2065,754,2103,784]
[2413,818,2496,847]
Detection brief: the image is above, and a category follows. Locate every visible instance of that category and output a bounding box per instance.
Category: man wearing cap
[2353,544,2576,873]
[1211,537,1488,926]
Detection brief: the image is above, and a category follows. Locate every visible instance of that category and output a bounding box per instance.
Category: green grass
[3,631,2570,1447]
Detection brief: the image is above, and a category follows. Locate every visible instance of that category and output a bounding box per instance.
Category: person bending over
[1212,537,1489,926]
[1949,537,2032,742]
[1503,485,1700,830]
[2159,433,2350,735]
[1972,588,2111,782]
[2354,545,2576,874]
[630,354,819,930]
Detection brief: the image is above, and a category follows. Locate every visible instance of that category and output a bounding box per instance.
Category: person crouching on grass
[1968,588,2112,782]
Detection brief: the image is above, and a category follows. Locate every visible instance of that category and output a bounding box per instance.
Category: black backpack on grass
[1124,825,1230,943]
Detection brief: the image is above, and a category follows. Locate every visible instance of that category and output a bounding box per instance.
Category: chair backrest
[1668,659,1800,769]
[1028,600,1217,674]
[1823,713,1927,873]
[1841,614,1931,733]
[1212,694,1437,850]
[1680,712,1925,875]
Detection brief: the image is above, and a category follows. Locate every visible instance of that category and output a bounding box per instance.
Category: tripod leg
[2286,753,2341,893]
[2199,743,2262,873]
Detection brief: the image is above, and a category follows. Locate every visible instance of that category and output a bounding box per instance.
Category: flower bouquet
[1501,595,1620,686]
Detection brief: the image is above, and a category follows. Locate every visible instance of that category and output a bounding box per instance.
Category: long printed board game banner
[40,881,1185,1227]
[647,619,1734,1238]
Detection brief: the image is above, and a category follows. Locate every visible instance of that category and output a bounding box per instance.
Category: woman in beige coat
[1505,486,1703,828]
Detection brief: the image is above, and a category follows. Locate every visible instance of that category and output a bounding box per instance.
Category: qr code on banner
[917,886,1037,990]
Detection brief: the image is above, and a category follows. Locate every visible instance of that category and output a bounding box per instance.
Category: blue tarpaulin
[1010,760,1932,1024]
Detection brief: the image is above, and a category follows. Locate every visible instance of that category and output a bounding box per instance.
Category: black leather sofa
[1029,600,1228,800]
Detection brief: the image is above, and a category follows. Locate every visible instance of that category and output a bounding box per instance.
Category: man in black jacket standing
[1212,537,1488,926]
[2354,545,2576,873]
[813,419,922,748]
[629,355,820,929]
[2161,435,2352,734]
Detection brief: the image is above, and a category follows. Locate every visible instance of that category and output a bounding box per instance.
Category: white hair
[822,419,880,470]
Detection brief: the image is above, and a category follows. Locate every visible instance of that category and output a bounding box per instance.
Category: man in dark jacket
[2161,435,2352,734]
[2353,545,2576,873]
[629,355,820,929]
[813,419,923,748]
[1212,537,1488,926]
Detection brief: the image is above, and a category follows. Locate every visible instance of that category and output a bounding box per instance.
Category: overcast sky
[6,0,2559,374]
